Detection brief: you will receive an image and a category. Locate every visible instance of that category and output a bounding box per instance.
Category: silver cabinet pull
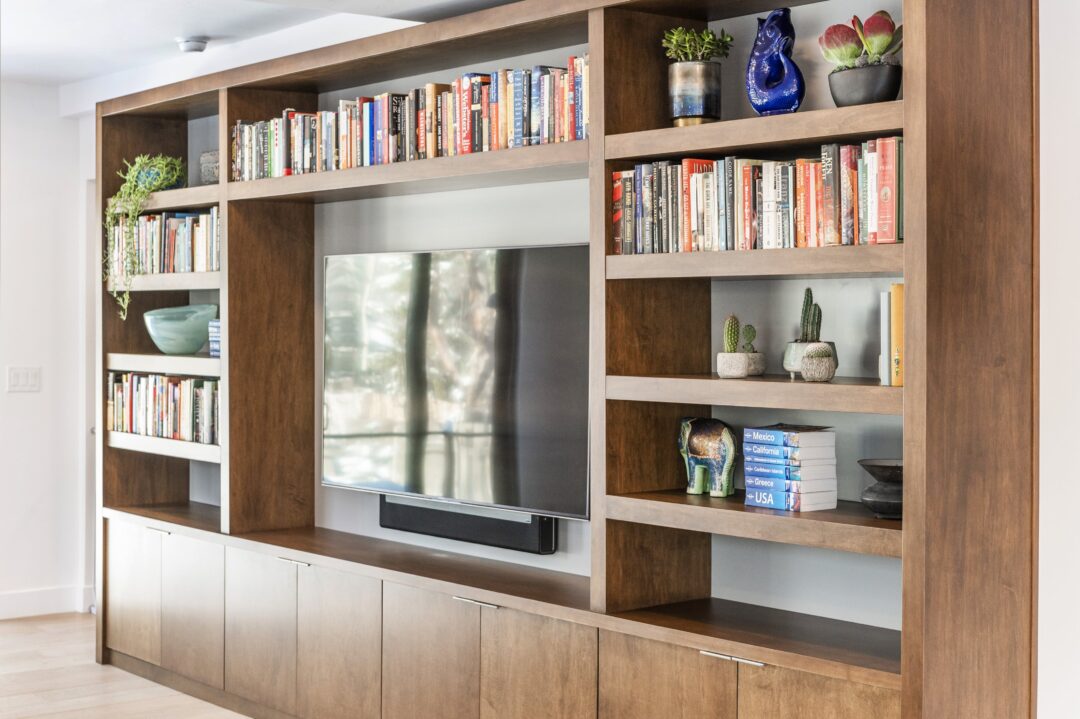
[699,650,732,661]
[145,526,171,536]
[275,556,311,567]
[452,595,499,610]
[732,657,765,667]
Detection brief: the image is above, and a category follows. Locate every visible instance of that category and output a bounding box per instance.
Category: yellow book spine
[890,282,905,386]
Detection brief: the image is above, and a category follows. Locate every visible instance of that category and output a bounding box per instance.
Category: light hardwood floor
[0,613,244,718]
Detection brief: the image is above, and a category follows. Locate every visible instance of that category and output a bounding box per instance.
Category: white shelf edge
[106,432,222,464]
[106,353,221,377]
[106,271,222,293]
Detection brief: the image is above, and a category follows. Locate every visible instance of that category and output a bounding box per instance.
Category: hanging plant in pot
[662,26,734,126]
[102,154,185,319]
[819,11,903,107]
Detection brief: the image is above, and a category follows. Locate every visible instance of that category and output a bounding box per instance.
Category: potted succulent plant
[717,315,750,378]
[819,11,903,107]
[783,288,838,379]
[741,323,765,376]
[800,342,838,382]
[662,26,734,126]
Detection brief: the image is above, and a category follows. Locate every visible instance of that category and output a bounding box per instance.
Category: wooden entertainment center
[95,0,1037,717]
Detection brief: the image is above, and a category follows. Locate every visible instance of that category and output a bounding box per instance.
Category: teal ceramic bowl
[143,304,218,355]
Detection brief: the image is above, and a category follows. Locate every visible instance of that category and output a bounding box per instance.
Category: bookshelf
[94,0,1037,716]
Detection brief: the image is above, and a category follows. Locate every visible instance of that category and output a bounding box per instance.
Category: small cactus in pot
[742,323,766,376]
[783,288,838,379]
[800,341,838,382]
[716,314,750,378]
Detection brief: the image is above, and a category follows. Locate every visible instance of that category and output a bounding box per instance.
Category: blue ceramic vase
[746,8,805,116]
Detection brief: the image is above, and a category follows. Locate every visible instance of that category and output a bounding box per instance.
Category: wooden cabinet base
[105,520,163,665]
[738,664,900,719]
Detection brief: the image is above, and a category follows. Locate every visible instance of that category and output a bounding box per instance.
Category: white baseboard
[0,585,93,620]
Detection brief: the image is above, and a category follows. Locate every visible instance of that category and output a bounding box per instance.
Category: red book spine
[611,171,624,255]
[680,159,712,252]
[795,160,807,248]
[876,137,899,243]
[741,165,753,251]
[566,57,577,142]
[459,77,473,154]
[417,98,427,160]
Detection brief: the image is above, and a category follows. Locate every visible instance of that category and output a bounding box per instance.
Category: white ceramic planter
[716,352,750,378]
[746,352,766,376]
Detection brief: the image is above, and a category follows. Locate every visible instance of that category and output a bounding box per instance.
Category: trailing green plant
[103,154,185,319]
[819,11,903,71]
[804,342,835,359]
[741,324,757,353]
[723,314,740,353]
[798,287,823,342]
[662,26,734,62]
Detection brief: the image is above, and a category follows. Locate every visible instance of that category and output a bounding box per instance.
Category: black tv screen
[321,246,590,519]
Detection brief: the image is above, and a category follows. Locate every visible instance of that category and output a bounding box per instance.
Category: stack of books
[230,56,589,181]
[611,136,902,255]
[108,207,220,278]
[742,424,837,512]
[106,372,219,445]
[879,282,904,387]
[208,320,221,359]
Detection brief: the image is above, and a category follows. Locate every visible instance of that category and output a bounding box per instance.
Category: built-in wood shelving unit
[106,431,222,463]
[607,243,904,280]
[106,352,221,377]
[606,374,903,415]
[606,489,902,557]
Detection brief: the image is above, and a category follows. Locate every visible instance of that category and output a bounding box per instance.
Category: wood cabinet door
[105,520,163,665]
[224,547,298,715]
[162,532,224,689]
[599,630,737,719]
[382,583,480,719]
[297,565,381,719]
[480,606,597,719]
[737,664,900,719]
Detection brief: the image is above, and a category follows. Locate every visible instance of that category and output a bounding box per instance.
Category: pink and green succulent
[819,10,903,70]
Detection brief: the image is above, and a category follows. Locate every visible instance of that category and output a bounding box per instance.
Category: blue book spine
[530,67,553,146]
[743,442,801,461]
[744,476,824,492]
[717,161,727,250]
[374,97,382,166]
[574,68,583,139]
[634,165,643,254]
[743,427,812,447]
[743,461,791,479]
[744,489,801,511]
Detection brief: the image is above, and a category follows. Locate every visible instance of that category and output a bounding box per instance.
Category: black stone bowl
[858,458,903,519]
[828,64,902,107]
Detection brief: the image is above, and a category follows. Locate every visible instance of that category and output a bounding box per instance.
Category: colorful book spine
[890,282,905,386]
[742,427,832,447]
[876,137,900,243]
[743,462,835,480]
[821,143,841,246]
[744,489,838,511]
[744,476,836,493]
[743,442,833,464]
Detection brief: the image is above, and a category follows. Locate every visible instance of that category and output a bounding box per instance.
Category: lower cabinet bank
[104,516,900,719]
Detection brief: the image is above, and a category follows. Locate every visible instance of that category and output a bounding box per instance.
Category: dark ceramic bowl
[857,458,903,483]
[858,459,903,519]
[828,64,902,107]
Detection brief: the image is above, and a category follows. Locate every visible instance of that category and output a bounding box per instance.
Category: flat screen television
[322,246,590,519]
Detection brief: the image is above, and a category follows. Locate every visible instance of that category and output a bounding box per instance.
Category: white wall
[0,80,86,619]
[1038,0,1080,714]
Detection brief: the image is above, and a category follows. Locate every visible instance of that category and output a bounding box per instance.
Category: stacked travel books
[742,424,837,512]
[208,319,221,359]
[611,136,903,254]
[107,372,219,445]
[230,56,589,181]
[108,207,220,278]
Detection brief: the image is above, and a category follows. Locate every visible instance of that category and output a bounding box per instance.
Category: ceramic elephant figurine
[746,8,805,116]
[678,418,738,497]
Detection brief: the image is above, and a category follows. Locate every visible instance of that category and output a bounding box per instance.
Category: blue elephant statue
[678,418,738,497]
[746,8,805,115]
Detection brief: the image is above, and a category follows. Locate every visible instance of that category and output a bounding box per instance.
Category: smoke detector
[176,37,209,53]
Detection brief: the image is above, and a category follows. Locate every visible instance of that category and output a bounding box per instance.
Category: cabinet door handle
[732,657,765,667]
[275,556,311,567]
[699,650,733,661]
[452,595,500,610]
[145,526,171,536]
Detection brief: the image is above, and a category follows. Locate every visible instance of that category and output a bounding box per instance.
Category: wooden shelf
[107,271,221,293]
[104,502,221,534]
[606,489,901,558]
[106,353,221,377]
[614,597,901,689]
[235,526,591,613]
[106,432,222,463]
[227,141,588,203]
[607,374,902,415]
[605,102,903,161]
[607,244,903,280]
[140,184,221,211]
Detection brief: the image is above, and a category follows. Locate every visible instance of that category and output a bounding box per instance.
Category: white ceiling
[0,0,512,85]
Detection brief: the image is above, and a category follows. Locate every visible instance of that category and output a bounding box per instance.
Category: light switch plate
[6,366,41,393]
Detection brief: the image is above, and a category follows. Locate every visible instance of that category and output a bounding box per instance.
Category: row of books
[230,56,590,181]
[880,283,905,386]
[742,425,837,512]
[108,208,220,278]
[208,319,221,359]
[611,137,903,255]
[106,372,219,445]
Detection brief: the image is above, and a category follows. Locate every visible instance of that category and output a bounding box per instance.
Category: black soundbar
[378,495,558,554]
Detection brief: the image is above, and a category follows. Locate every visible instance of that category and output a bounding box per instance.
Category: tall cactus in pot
[785,286,836,379]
